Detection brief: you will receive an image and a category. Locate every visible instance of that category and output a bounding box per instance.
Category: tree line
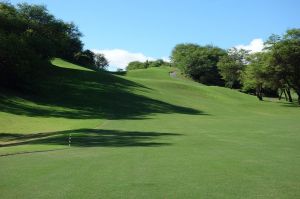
[171,29,300,104]
[0,2,108,89]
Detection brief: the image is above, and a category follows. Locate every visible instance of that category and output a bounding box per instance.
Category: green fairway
[1,59,300,198]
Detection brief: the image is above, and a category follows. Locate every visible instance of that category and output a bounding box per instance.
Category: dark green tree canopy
[0,2,84,88]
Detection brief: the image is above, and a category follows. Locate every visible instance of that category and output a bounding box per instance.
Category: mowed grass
[0,59,300,198]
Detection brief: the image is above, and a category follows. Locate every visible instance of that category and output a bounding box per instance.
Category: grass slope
[0,59,300,199]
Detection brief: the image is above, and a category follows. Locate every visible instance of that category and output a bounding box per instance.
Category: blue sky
[10,0,300,70]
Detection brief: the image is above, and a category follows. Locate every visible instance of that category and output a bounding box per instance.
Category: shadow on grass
[111,71,127,76]
[0,129,181,148]
[0,65,206,119]
[277,100,299,107]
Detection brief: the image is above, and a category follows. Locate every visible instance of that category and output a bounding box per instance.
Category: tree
[171,43,200,73]
[17,3,83,61]
[0,2,53,88]
[266,29,300,104]
[242,52,269,100]
[94,53,109,70]
[171,43,226,85]
[217,48,249,88]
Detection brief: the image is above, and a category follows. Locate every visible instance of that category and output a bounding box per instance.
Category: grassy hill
[0,59,300,198]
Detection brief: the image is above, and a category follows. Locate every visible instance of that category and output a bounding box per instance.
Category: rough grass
[0,59,300,198]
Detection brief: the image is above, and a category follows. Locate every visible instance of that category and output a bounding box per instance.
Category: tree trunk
[278,89,283,100]
[286,88,293,102]
[283,89,288,101]
[297,90,300,105]
[278,88,288,101]
[256,85,263,101]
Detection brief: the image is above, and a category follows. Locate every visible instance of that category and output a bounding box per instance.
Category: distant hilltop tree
[126,59,170,71]
[74,50,108,71]
[74,50,95,67]
[94,53,109,70]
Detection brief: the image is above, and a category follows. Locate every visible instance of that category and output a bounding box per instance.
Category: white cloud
[235,38,264,53]
[92,49,156,71]
[161,56,171,62]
